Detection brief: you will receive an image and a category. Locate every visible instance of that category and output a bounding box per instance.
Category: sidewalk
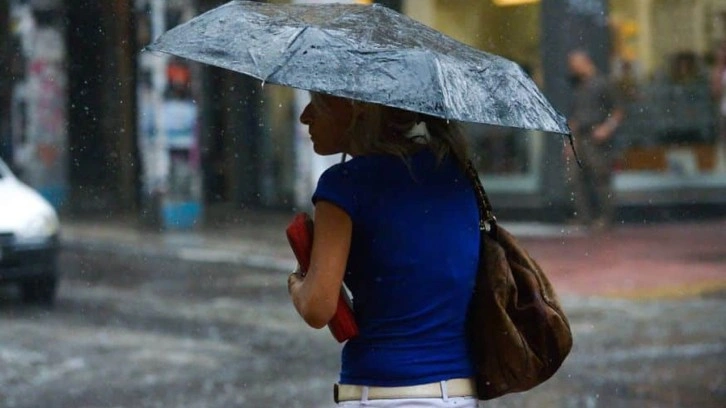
[523,220,726,298]
[59,209,726,300]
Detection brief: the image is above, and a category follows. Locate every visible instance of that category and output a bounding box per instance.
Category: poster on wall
[162,60,197,150]
[9,3,68,208]
[136,0,202,229]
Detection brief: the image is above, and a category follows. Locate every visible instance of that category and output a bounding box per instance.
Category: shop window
[615,51,722,175]
[466,124,536,176]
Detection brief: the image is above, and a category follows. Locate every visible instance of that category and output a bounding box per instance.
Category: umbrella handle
[566,134,583,168]
[465,160,497,233]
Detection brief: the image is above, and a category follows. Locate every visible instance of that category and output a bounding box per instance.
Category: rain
[0,1,725,407]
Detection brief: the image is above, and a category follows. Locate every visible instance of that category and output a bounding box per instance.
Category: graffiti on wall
[136,0,203,228]
[9,5,68,207]
[28,58,65,166]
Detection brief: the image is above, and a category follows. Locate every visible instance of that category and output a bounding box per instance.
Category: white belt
[334,378,476,403]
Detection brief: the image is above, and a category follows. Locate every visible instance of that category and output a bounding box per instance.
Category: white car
[0,158,60,305]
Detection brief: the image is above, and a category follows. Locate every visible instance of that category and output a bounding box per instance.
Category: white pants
[337,396,480,407]
[336,381,481,408]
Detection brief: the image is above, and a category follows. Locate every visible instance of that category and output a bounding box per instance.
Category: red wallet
[286,212,359,342]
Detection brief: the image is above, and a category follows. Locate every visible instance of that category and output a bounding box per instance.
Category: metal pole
[0,0,10,165]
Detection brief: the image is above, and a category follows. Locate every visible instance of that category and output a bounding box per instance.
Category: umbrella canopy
[146,0,569,135]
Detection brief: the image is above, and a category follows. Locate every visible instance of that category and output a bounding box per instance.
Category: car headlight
[15,211,60,244]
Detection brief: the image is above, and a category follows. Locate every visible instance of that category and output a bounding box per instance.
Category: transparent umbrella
[145,0,570,136]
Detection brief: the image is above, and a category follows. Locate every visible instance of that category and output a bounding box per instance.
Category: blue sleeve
[312,164,358,220]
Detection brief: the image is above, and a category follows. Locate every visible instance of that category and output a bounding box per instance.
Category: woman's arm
[288,200,352,329]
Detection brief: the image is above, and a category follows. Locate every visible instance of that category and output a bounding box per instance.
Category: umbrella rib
[146,2,570,134]
[262,26,310,83]
[432,56,452,120]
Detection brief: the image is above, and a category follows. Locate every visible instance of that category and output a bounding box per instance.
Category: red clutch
[286,212,359,342]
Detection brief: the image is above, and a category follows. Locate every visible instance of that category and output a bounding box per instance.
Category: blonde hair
[310,92,470,168]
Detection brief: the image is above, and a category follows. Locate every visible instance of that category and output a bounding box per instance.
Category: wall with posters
[8,1,68,208]
[136,0,202,229]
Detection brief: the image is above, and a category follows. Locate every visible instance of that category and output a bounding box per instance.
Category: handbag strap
[464,160,497,233]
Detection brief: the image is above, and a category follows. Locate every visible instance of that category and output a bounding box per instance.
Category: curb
[60,232,297,272]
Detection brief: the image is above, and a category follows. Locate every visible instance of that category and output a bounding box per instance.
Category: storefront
[405,0,726,219]
[609,0,726,207]
[4,0,722,222]
[404,0,564,216]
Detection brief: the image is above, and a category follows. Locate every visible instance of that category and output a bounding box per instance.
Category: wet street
[1,247,724,408]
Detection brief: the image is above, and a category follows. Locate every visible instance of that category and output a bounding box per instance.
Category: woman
[287,92,481,407]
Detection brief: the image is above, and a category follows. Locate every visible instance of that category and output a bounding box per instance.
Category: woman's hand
[288,201,352,329]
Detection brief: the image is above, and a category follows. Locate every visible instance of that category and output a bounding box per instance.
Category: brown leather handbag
[464,161,573,400]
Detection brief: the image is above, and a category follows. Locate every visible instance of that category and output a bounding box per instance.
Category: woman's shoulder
[323,150,443,184]
[336,154,403,174]
[317,156,403,194]
[318,157,375,185]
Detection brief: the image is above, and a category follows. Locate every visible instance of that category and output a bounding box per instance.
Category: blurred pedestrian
[565,50,625,230]
[287,92,480,407]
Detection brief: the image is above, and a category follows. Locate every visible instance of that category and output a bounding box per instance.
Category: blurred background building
[1,0,725,228]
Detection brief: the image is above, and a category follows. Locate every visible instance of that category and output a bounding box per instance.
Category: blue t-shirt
[312,149,479,386]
